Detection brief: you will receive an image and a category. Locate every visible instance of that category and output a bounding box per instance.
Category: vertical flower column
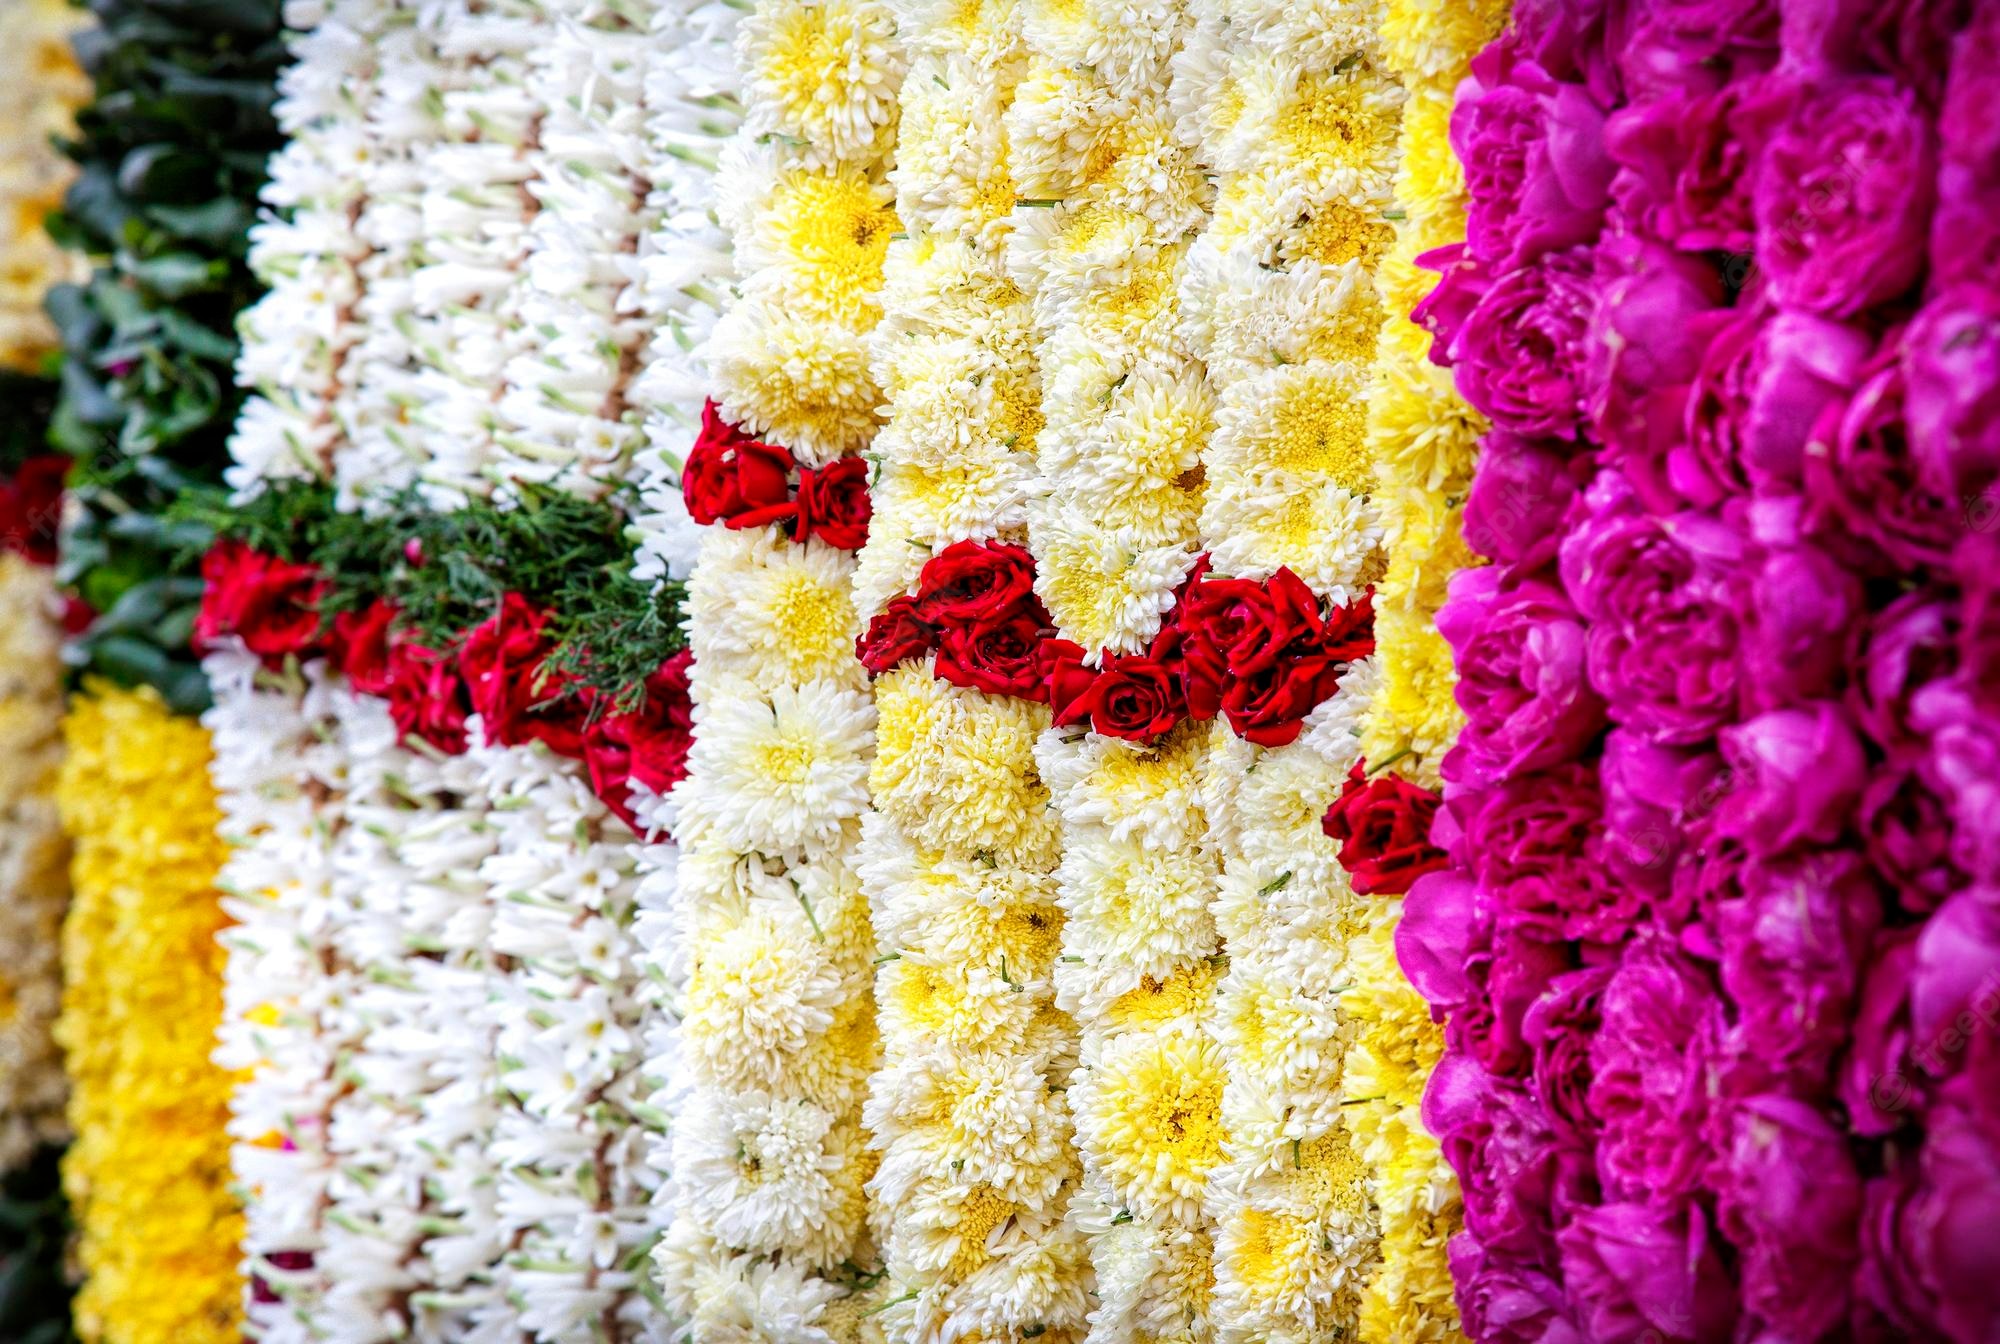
[0,535,70,1175]
[1171,3,1405,1338]
[56,685,243,1344]
[654,0,903,1334]
[1000,0,1223,1336]
[629,0,744,587]
[849,0,1095,1337]
[0,0,88,372]
[1340,1,1506,1338]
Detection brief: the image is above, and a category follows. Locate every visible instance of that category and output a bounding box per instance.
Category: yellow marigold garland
[1346,2,1509,1340]
[55,682,242,1344]
[0,555,69,1174]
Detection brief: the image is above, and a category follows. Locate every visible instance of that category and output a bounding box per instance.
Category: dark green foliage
[46,0,285,715]
[177,478,691,715]
[0,1148,74,1344]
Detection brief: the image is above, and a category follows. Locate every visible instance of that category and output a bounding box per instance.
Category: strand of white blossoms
[854,0,1090,1339]
[628,0,744,585]
[652,0,903,1335]
[0,554,71,1175]
[1172,0,1406,1336]
[997,0,1231,1336]
[221,3,700,1338]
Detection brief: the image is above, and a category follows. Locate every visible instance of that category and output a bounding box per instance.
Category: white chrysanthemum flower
[686,525,866,690]
[682,681,875,857]
[676,1092,857,1258]
[738,0,905,169]
[1072,1028,1228,1224]
[1031,503,1199,657]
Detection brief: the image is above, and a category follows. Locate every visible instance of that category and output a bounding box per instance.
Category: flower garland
[1000,0,1226,1314]
[0,0,89,374]
[0,475,71,1176]
[1167,0,1411,1335]
[55,683,242,1344]
[847,2,1090,1333]
[650,0,902,1332]
[629,0,745,587]
[1401,2,2000,1338]
[1333,1,1508,1339]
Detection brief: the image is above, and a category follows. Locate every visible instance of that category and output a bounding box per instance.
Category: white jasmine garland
[629,0,745,586]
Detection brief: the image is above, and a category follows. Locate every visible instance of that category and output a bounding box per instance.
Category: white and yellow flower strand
[854,1,1091,1338]
[656,0,903,1335]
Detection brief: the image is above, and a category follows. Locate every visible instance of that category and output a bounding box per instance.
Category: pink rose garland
[1392,1,2000,1340]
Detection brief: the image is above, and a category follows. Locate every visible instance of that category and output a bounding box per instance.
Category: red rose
[383,641,470,753]
[936,608,1048,700]
[1041,638,1094,725]
[1321,760,1449,895]
[1178,569,1323,716]
[1318,586,1376,664]
[795,456,872,549]
[914,540,1038,623]
[681,401,797,529]
[1087,652,1183,740]
[195,539,329,664]
[584,652,694,829]
[0,455,68,566]
[857,595,936,675]
[457,593,589,754]
[1221,652,1341,747]
[335,600,400,696]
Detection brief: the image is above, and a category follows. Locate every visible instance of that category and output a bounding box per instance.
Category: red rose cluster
[857,542,1376,747]
[195,541,692,829]
[680,401,871,549]
[857,540,1065,700]
[1321,759,1449,896]
[0,455,69,567]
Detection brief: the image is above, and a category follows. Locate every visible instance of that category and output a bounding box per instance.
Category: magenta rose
[1850,589,1956,753]
[1585,237,1727,507]
[1956,534,2000,704]
[1451,925,1575,1084]
[1929,7,2000,288]
[1863,1060,2000,1343]
[1910,680,2000,882]
[1783,0,1971,108]
[1839,927,1922,1136]
[1803,345,1962,577]
[1396,869,1484,1014]
[1861,766,1964,917]
[1752,75,1936,317]
[1687,308,1875,508]
[1454,45,1615,269]
[1436,567,1605,791]
[1607,78,1791,253]
[1715,849,1881,1086]
[1710,1093,1864,1341]
[1449,1236,1583,1344]
[1411,242,1488,365]
[1556,1200,1738,1344]
[1447,244,1597,441]
[1903,284,2000,502]
[1558,472,1744,743]
[1589,945,1725,1202]
[1461,432,1589,569]
[1521,965,1612,1145]
[1467,764,1642,946]
[1598,728,1727,894]
[1739,541,1861,712]
[1715,701,1866,856]
[1427,1052,1590,1251]
[1908,889,2000,1068]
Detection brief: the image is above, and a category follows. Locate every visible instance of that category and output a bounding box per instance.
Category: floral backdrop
[0,1,1994,1343]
